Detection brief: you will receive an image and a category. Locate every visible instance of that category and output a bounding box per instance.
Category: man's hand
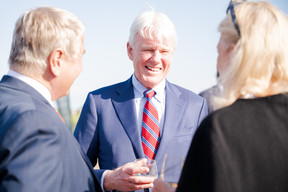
[152,179,176,192]
[103,159,154,191]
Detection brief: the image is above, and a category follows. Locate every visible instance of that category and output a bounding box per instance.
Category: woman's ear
[48,48,64,77]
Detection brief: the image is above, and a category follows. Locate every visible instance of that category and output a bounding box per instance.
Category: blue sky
[0,0,287,110]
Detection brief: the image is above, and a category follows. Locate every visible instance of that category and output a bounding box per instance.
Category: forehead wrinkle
[140,42,172,51]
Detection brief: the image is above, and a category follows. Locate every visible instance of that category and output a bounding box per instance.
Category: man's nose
[150,50,161,64]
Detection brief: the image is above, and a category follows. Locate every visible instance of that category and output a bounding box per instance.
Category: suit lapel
[109,78,187,162]
[155,82,186,163]
[111,77,144,158]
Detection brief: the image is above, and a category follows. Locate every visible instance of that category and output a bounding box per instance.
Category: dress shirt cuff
[101,170,108,192]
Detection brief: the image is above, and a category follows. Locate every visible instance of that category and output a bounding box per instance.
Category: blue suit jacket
[74,77,208,191]
[0,75,101,192]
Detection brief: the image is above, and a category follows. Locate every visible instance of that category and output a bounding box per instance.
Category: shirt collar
[132,73,166,102]
[7,69,54,106]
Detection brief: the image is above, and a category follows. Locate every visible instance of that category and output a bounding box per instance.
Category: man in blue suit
[0,7,102,191]
[74,10,208,192]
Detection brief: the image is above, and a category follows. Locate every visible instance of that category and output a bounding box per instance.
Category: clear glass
[134,158,158,179]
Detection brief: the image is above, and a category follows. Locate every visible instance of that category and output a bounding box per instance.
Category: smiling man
[74,10,208,192]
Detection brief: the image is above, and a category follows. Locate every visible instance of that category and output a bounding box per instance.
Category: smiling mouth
[146,66,161,72]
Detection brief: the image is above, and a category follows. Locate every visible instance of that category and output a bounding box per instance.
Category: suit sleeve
[0,111,64,192]
[74,93,106,183]
[74,93,99,164]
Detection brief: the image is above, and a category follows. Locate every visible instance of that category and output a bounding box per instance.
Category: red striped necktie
[141,89,160,160]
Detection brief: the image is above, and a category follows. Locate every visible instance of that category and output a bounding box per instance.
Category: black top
[177,93,288,192]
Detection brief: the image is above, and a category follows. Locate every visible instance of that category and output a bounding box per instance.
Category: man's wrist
[102,170,113,191]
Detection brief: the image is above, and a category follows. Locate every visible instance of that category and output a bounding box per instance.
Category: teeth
[147,66,160,72]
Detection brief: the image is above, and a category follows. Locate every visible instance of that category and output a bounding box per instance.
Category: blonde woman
[153,1,288,192]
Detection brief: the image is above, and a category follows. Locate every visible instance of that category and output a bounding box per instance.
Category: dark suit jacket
[0,75,101,192]
[74,77,208,191]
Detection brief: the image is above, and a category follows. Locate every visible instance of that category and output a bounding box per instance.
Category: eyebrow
[140,45,172,51]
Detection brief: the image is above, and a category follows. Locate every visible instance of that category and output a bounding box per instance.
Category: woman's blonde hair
[214,1,288,109]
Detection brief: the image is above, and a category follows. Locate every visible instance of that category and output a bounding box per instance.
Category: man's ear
[228,43,236,52]
[48,49,64,77]
[127,42,133,61]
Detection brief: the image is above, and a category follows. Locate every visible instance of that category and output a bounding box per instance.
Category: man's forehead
[139,37,173,49]
[140,43,172,50]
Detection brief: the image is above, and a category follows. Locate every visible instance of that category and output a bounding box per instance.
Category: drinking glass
[134,158,158,179]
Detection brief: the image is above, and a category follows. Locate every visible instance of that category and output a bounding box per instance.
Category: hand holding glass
[134,158,158,179]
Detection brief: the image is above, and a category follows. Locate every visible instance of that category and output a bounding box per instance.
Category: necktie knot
[144,90,156,99]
